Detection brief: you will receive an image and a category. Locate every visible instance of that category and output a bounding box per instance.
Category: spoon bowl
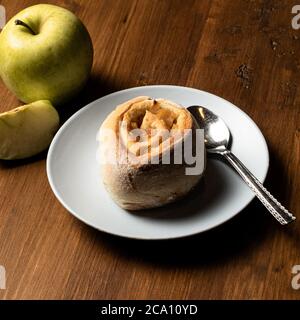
[188,106,230,152]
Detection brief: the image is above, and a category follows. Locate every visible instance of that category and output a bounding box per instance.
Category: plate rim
[46,85,269,240]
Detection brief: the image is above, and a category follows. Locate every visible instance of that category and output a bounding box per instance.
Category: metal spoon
[187,105,296,225]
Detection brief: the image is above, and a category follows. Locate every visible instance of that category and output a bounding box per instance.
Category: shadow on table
[91,202,272,268]
[57,73,121,124]
[83,143,298,267]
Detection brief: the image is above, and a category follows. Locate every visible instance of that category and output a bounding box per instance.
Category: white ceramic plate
[47,85,269,240]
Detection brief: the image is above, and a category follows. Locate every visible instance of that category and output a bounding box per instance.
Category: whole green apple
[0,4,93,105]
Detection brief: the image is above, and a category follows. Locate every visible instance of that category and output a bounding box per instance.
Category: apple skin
[0,4,93,105]
[0,100,59,160]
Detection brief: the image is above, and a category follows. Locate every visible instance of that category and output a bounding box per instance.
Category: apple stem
[14,19,36,35]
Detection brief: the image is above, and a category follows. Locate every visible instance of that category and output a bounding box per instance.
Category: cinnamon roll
[97,96,205,210]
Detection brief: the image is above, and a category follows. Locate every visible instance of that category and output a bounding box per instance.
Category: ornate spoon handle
[221,150,296,225]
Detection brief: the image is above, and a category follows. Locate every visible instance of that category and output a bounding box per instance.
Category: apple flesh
[0,4,93,105]
[0,100,59,160]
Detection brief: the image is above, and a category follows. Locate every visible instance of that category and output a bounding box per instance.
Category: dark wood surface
[0,0,299,299]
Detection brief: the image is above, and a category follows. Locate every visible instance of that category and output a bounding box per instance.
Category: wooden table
[0,0,299,300]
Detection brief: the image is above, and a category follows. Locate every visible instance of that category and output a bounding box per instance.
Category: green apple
[0,4,93,105]
[0,100,59,160]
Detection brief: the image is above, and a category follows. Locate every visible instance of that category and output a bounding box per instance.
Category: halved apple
[0,100,59,159]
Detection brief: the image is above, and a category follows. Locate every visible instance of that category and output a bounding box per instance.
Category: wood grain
[0,0,299,299]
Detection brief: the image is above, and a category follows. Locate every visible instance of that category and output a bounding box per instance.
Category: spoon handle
[222,150,296,225]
